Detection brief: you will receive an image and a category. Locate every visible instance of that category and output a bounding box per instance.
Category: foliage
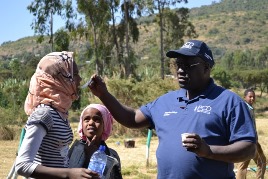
[0,106,27,126]
[231,69,268,97]
[27,0,74,51]
[0,79,28,108]
[255,96,268,115]
[104,77,178,108]
[211,67,232,89]
[190,0,268,16]
[0,79,29,126]
[163,7,198,50]
[116,0,141,78]
[141,0,194,79]
[76,0,113,75]
[0,126,15,140]
[54,29,70,51]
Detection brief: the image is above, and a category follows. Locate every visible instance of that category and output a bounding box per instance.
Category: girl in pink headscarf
[72,104,122,179]
[78,104,113,143]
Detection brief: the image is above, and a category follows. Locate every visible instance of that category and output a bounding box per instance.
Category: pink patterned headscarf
[78,104,114,142]
[24,51,79,119]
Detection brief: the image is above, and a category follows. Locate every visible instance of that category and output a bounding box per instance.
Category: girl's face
[82,107,104,141]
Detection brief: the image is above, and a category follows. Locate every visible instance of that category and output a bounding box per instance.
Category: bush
[0,126,15,140]
[242,38,251,44]
[208,28,219,35]
[0,107,27,126]
[81,77,178,137]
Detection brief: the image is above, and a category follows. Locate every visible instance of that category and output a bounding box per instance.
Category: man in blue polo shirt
[89,40,256,179]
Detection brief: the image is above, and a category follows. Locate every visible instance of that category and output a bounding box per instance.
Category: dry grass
[1,118,268,179]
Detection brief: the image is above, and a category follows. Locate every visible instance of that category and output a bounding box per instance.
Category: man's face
[176,56,209,90]
[82,108,104,141]
[244,91,255,106]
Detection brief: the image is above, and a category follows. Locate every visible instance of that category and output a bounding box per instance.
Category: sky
[0,0,219,45]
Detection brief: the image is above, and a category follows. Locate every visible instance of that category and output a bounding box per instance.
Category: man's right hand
[88,74,108,98]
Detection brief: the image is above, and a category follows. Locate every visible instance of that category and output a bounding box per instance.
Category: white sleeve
[15,124,46,177]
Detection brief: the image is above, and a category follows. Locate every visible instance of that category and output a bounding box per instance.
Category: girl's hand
[68,168,100,179]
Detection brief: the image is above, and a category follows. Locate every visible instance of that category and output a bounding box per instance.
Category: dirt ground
[1,118,268,179]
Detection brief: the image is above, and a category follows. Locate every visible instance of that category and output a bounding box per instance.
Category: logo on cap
[204,53,213,61]
[182,42,194,49]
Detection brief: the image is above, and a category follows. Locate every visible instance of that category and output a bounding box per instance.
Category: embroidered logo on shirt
[194,105,211,114]
[163,111,178,116]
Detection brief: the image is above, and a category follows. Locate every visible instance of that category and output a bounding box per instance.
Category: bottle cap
[99,145,106,151]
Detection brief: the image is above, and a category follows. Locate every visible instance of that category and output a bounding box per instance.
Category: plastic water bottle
[88,145,107,177]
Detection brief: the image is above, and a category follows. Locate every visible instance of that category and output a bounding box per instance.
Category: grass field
[1,118,268,179]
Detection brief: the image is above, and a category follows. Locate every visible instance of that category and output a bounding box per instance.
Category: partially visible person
[71,104,122,179]
[88,40,256,178]
[15,51,100,179]
[236,89,266,179]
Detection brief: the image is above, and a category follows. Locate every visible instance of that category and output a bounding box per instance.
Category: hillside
[1,0,268,62]
[189,0,268,58]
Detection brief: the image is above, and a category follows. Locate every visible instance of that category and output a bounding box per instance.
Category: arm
[206,141,255,163]
[89,74,150,129]
[182,133,256,163]
[15,124,45,177]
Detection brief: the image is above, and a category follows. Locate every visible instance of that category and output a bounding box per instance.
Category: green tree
[109,0,122,76]
[139,0,198,79]
[0,60,13,82]
[27,0,74,51]
[77,0,111,75]
[22,53,40,80]
[9,58,21,79]
[118,0,140,78]
[255,47,268,69]
[163,7,198,74]
[257,70,268,97]
[220,52,234,70]
[212,67,232,89]
[164,8,197,48]
[54,29,70,51]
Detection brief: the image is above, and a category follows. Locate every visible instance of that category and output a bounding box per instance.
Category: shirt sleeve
[27,106,54,132]
[140,101,156,129]
[15,123,46,177]
[229,101,257,144]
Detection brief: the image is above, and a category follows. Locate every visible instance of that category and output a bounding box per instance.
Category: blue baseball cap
[166,40,214,67]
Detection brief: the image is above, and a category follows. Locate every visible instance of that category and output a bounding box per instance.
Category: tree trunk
[111,2,123,77]
[93,27,100,75]
[158,2,165,79]
[124,0,130,78]
[50,10,54,52]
